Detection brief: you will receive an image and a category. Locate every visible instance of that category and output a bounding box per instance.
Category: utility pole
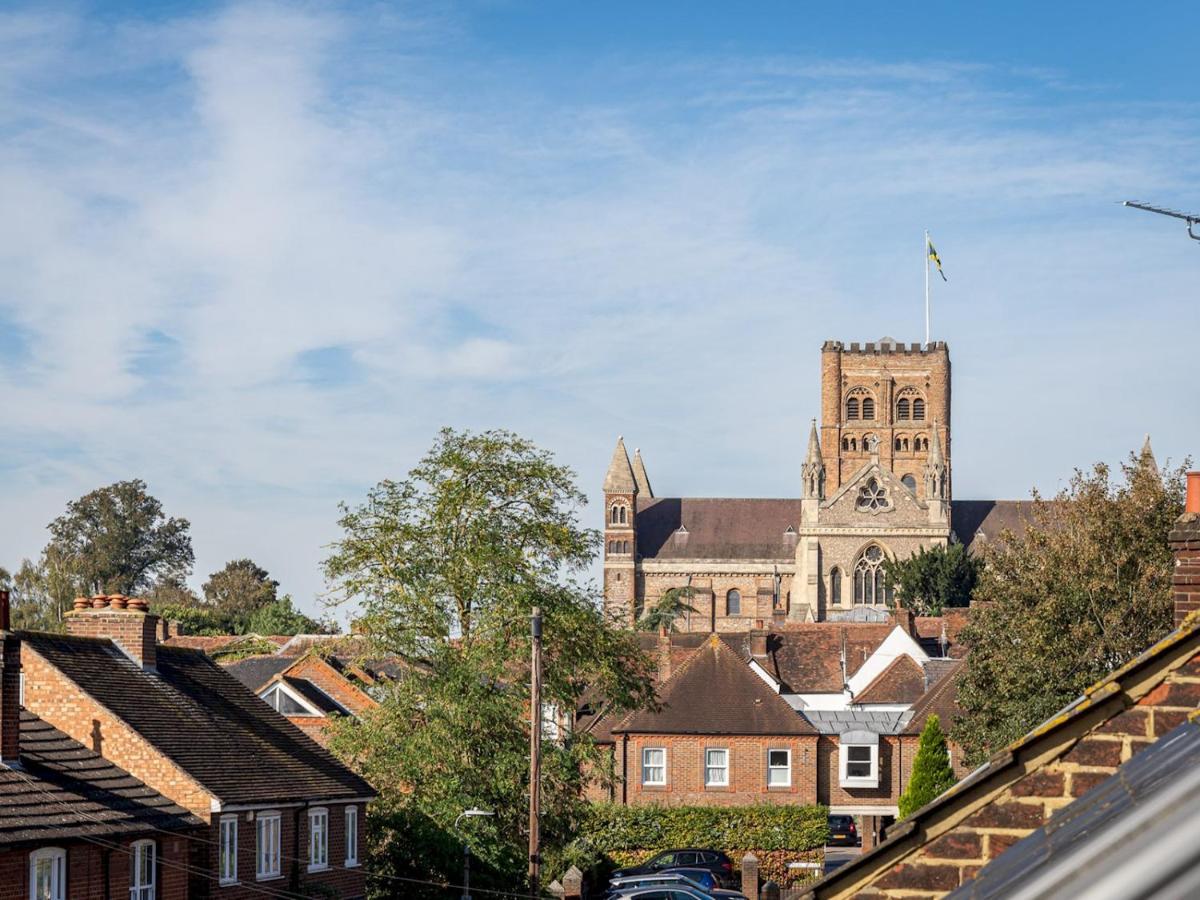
[529,607,542,896]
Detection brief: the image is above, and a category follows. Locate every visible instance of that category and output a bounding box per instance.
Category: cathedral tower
[603,437,639,626]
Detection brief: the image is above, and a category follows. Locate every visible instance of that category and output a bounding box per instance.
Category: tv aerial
[1123,200,1200,243]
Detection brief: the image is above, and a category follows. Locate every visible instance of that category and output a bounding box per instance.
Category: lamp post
[455,807,494,900]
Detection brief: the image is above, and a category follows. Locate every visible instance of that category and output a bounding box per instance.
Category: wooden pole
[529,607,542,895]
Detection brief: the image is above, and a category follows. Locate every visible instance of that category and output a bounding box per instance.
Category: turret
[924,423,949,524]
[632,448,654,498]
[801,419,825,501]
[602,437,638,626]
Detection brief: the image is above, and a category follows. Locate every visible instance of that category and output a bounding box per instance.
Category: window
[861,397,875,420]
[767,749,791,787]
[896,397,910,420]
[846,396,860,420]
[725,589,741,616]
[262,685,314,716]
[642,747,666,786]
[623,540,630,554]
[345,806,359,867]
[610,503,628,525]
[829,568,842,605]
[130,840,155,900]
[839,736,880,788]
[256,811,281,880]
[219,815,238,885]
[704,748,729,786]
[853,545,893,605]
[29,848,66,900]
[308,808,329,872]
[901,474,917,492]
[855,478,892,513]
[912,398,926,420]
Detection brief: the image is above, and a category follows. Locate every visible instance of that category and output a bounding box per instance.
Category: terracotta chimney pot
[73,597,90,611]
[127,598,149,613]
[109,594,129,609]
[1186,471,1200,515]
[91,595,109,609]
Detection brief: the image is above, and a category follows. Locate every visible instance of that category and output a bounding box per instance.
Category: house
[17,594,376,900]
[800,470,1200,898]
[0,623,205,900]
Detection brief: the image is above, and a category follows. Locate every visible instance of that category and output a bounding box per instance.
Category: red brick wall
[0,834,192,900]
[64,609,158,669]
[285,656,377,717]
[619,735,818,805]
[1170,518,1200,627]
[817,735,904,810]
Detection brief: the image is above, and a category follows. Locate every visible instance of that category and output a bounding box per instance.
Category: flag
[927,237,947,281]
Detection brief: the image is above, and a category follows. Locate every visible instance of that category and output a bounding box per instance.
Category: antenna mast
[1123,201,1200,243]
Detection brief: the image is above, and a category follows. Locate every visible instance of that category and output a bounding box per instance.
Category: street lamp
[455,807,494,900]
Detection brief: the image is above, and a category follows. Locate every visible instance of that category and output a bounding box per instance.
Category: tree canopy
[323,428,655,894]
[202,558,279,618]
[954,449,1187,763]
[898,714,957,818]
[884,543,980,616]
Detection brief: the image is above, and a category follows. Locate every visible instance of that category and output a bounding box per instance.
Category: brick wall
[285,656,377,717]
[0,834,192,900]
[65,608,158,669]
[1170,511,1200,627]
[817,735,904,811]
[619,735,818,806]
[864,647,1200,897]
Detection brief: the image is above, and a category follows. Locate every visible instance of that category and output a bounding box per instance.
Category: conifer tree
[898,714,957,818]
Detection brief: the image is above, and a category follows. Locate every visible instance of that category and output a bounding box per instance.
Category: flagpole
[924,230,930,346]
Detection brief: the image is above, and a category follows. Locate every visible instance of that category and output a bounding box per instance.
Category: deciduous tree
[202,558,279,619]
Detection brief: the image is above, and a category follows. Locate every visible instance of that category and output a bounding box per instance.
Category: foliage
[202,558,279,619]
[323,428,656,894]
[45,479,193,596]
[955,449,1187,764]
[244,595,322,636]
[883,543,980,616]
[636,586,699,632]
[898,714,957,818]
[147,575,201,608]
[0,552,84,631]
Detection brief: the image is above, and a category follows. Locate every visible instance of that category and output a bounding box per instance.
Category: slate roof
[948,717,1200,899]
[802,709,907,735]
[952,500,1036,552]
[635,498,802,561]
[0,711,201,846]
[852,654,928,705]
[223,654,294,690]
[613,635,815,736]
[22,632,374,806]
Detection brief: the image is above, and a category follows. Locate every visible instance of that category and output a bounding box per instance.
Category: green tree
[884,543,981,616]
[955,449,1187,764]
[636,587,699,632]
[898,714,957,818]
[245,595,323,636]
[45,480,193,596]
[202,558,279,620]
[323,428,655,895]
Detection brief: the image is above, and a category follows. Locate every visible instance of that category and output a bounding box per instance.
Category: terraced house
[3,593,375,900]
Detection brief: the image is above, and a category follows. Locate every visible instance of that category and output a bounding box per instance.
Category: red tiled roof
[852,653,928,705]
[902,658,966,735]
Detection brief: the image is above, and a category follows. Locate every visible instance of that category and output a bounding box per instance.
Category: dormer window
[839,731,880,788]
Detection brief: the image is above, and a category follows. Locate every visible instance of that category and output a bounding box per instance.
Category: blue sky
[2,2,1198,618]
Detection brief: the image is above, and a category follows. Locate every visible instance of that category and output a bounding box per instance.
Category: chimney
[750,630,768,659]
[0,588,9,632]
[1169,471,1200,628]
[657,628,672,682]
[1,590,19,762]
[65,595,159,670]
[894,606,916,636]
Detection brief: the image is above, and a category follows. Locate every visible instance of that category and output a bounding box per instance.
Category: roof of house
[223,654,294,690]
[952,500,1037,552]
[613,635,816,736]
[759,624,897,693]
[279,676,347,715]
[0,711,202,846]
[948,715,1200,899]
[901,658,966,735]
[635,498,802,561]
[22,631,374,806]
[804,617,1200,899]
[802,709,907,735]
[852,653,928,705]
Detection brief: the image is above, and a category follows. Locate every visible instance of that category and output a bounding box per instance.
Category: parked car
[605,871,748,899]
[608,889,710,900]
[611,849,737,887]
[827,813,859,847]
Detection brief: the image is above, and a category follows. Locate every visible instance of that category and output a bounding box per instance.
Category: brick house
[801,470,1200,899]
[17,595,376,900]
[0,623,205,900]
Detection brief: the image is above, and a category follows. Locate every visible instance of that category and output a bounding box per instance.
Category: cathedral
[602,338,1016,628]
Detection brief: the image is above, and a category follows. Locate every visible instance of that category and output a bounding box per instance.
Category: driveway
[823,846,862,875]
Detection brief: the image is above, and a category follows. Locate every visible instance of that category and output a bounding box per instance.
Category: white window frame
[704,748,729,787]
[767,748,792,787]
[260,682,324,717]
[255,811,282,881]
[307,807,329,873]
[219,814,238,885]
[839,743,880,788]
[641,747,666,786]
[345,806,359,867]
[29,847,66,900]
[130,839,155,900]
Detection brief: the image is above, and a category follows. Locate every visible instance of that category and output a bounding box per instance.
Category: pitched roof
[612,635,815,736]
[761,624,896,693]
[948,716,1200,899]
[0,711,201,846]
[635,497,801,561]
[22,631,374,806]
[222,654,294,690]
[951,500,1036,552]
[901,658,965,735]
[603,437,637,493]
[632,449,653,498]
[852,653,928,705]
[279,676,347,715]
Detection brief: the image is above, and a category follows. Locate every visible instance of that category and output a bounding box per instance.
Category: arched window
[843,436,852,451]
[131,840,156,900]
[610,503,628,525]
[901,474,917,492]
[897,397,910,420]
[912,398,926,420]
[622,541,630,554]
[855,477,892,513]
[830,568,842,605]
[902,437,910,452]
[894,437,902,452]
[30,848,67,900]
[861,397,875,420]
[853,545,893,605]
[846,397,860,420]
[726,589,741,616]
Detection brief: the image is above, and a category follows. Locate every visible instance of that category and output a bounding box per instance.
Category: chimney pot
[109,594,129,610]
[91,595,109,609]
[1187,471,1200,514]
[128,598,149,613]
[73,597,90,611]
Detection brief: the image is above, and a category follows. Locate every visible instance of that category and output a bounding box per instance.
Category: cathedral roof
[952,499,1037,552]
[634,497,802,561]
[603,437,637,493]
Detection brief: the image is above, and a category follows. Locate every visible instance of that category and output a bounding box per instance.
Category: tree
[323,428,655,894]
[244,595,323,636]
[898,714,957,818]
[954,449,1188,764]
[45,480,193,596]
[202,559,279,620]
[884,543,981,616]
[636,587,699,632]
